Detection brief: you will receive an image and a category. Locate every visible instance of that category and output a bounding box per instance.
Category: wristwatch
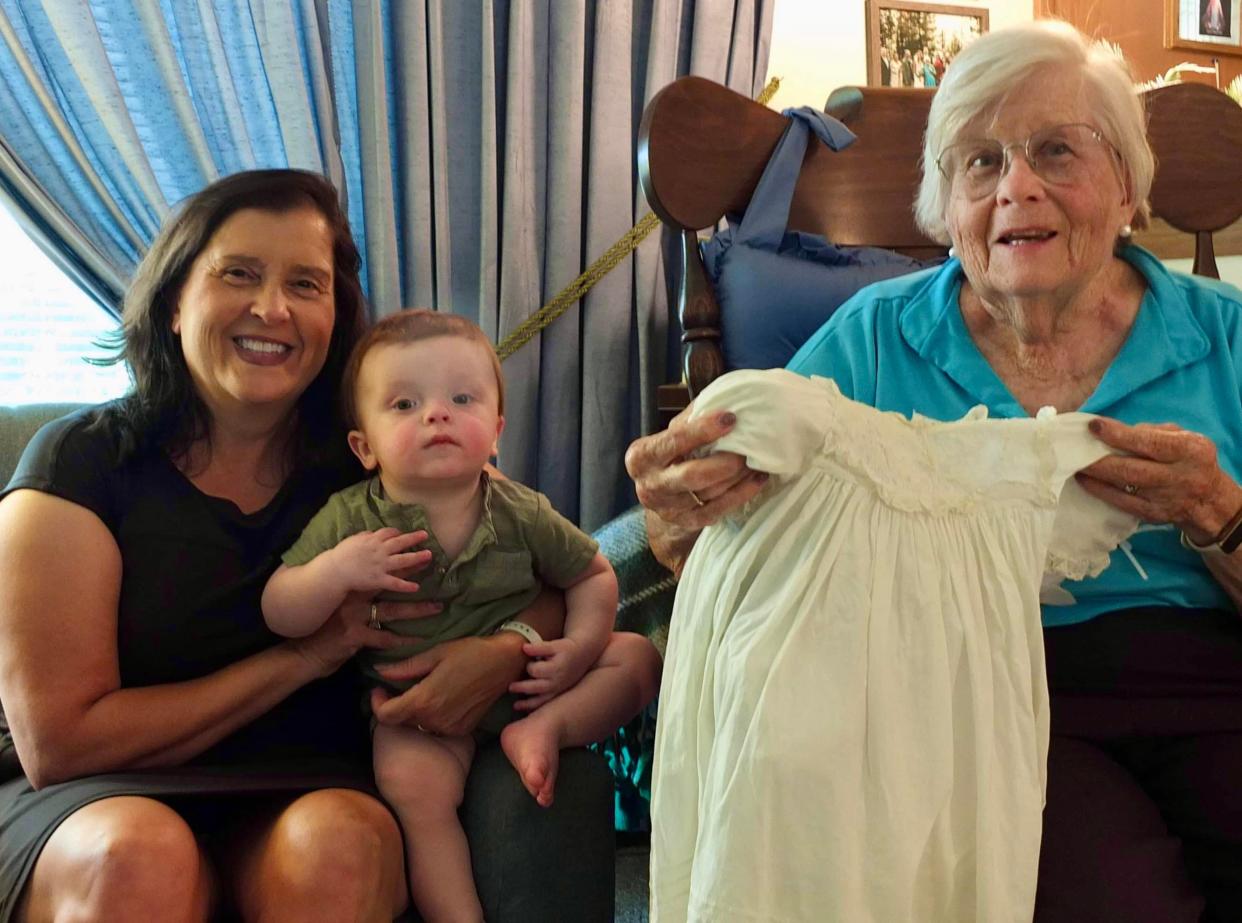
[1181,501,1242,555]
[496,620,544,645]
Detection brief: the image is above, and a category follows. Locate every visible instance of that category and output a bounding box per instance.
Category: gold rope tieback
[495,75,782,362]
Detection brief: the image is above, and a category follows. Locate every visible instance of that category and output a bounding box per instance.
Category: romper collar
[897,245,1210,416]
[365,472,499,566]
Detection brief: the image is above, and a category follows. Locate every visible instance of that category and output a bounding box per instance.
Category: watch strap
[1218,502,1242,554]
[1181,500,1242,555]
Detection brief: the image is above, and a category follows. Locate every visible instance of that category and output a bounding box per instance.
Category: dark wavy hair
[111,169,368,472]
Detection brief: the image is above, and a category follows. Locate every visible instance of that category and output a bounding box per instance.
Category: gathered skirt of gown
[649,369,1139,923]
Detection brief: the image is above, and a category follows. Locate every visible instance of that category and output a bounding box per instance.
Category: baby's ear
[347,430,379,470]
[491,415,505,456]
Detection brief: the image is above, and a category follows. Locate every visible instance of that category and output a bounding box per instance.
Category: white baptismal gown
[650,369,1139,923]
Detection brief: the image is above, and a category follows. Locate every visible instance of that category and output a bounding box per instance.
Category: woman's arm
[624,405,766,576]
[1200,549,1242,611]
[504,581,567,641]
[370,585,568,736]
[645,508,704,579]
[262,530,429,637]
[0,490,390,788]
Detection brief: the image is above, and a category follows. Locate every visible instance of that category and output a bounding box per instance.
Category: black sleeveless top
[0,403,371,920]
[1,402,370,769]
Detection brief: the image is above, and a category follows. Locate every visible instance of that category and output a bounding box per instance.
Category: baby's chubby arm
[560,553,619,660]
[262,528,430,637]
[509,552,617,708]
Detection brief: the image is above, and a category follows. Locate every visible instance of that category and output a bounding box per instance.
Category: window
[0,202,130,406]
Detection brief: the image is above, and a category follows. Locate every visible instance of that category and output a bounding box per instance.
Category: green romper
[282,473,599,732]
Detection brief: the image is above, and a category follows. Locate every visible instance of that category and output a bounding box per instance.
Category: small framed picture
[865,1,989,88]
[1166,0,1242,55]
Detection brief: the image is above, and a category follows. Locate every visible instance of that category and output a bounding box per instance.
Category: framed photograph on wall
[865,1,988,88]
[1166,0,1242,55]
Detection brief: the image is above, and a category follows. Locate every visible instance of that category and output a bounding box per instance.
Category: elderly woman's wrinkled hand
[624,404,767,531]
[1077,417,1242,543]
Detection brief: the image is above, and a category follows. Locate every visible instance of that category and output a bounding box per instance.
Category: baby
[262,308,661,921]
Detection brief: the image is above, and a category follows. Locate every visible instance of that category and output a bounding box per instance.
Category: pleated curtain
[0,0,772,527]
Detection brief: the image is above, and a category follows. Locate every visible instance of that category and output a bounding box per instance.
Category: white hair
[913,19,1153,244]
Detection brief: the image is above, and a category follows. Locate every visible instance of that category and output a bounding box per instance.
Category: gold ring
[1124,483,1139,496]
[368,601,382,630]
[689,490,706,507]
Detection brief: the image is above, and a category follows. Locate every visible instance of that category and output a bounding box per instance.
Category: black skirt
[0,746,616,923]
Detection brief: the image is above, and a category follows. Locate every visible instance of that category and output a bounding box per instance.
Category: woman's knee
[266,789,401,881]
[1036,737,1204,922]
[1144,732,1242,914]
[229,789,405,921]
[21,797,213,923]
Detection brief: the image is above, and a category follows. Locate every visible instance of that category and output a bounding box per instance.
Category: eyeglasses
[935,123,1116,200]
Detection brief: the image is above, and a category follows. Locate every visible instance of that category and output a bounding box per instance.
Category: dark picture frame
[1165,0,1242,55]
[865,0,989,88]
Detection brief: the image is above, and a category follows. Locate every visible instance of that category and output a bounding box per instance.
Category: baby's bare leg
[502,631,661,806]
[373,723,479,923]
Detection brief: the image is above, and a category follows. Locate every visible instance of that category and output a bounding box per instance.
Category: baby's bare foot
[500,718,560,807]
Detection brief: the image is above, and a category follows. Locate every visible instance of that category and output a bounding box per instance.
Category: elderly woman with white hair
[627,19,1242,923]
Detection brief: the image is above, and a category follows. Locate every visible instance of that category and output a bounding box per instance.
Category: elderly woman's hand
[1077,417,1242,543]
[624,404,767,532]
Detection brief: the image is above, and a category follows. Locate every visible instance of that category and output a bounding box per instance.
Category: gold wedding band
[689,489,706,507]
[1124,483,1140,496]
[368,601,382,630]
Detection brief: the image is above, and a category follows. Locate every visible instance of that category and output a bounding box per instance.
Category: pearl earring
[948,246,957,259]
[1119,224,1132,238]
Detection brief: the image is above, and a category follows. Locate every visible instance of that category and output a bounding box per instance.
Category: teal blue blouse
[788,245,1242,626]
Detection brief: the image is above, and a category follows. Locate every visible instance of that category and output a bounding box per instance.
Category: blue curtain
[0,0,773,527]
[0,0,342,305]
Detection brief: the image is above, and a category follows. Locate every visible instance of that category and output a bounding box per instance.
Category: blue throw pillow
[696,107,938,373]
[702,229,933,371]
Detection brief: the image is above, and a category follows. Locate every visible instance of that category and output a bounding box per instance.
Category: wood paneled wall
[1039,0,1242,258]
[1038,0,1241,87]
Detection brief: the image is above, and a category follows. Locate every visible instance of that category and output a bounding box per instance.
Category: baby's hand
[509,637,593,711]
[331,528,429,595]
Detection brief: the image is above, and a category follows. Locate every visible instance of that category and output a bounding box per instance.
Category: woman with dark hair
[115,169,369,474]
[0,169,612,922]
